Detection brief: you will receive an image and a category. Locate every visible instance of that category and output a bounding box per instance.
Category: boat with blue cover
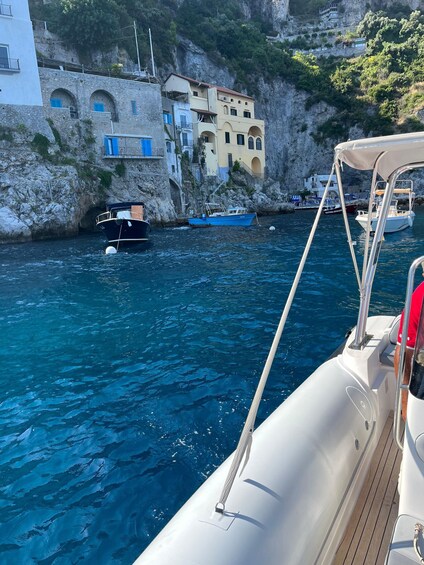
[188,203,257,227]
[96,202,150,247]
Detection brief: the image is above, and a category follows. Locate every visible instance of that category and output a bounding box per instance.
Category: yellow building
[164,73,265,181]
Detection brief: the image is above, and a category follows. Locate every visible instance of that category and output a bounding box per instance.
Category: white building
[0,0,42,106]
[304,173,339,197]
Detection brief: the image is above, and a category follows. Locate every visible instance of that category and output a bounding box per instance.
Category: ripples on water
[0,210,423,563]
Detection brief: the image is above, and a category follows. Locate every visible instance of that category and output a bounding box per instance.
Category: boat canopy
[335,132,424,181]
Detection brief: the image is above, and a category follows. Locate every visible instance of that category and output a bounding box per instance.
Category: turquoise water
[1,210,423,564]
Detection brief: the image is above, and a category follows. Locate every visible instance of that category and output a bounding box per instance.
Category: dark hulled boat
[96,202,150,247]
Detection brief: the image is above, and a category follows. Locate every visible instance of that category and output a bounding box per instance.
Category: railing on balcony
[239,161,265,179]
[103,147,164,159]
[0,4,12,16]
[0,57,20,71]
[176,122,193,131]
[91,110,119,122]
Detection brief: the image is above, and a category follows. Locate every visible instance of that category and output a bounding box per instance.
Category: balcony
[176,122,193,131]
[0,57,20,72]
[0,4,12,16]
[103,147,164,160]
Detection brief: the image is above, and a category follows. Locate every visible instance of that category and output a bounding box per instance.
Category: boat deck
[333,412,402,565]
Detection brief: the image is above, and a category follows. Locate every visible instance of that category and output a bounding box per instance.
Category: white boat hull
[136,316,397,565]
[355,211,415,233]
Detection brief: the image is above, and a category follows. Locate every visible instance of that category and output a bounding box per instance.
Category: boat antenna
[215,166,338,514]
[148,28,156,78]
[134,21,142,76]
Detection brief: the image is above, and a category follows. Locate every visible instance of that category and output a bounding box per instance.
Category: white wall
[0,0,43,106]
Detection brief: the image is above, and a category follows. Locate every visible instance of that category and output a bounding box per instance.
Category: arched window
[223,105,229,115]
[90,90,118,122]
[248,136,254,150]
[256,138,262,151]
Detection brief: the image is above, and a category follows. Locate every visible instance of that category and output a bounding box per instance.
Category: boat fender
[105,246,117,255]
[269,226,276,231]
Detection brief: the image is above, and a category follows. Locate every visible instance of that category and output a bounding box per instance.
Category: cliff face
[0,103,176,244]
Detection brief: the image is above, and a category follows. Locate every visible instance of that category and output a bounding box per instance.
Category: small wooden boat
[188,203,257,227]
[95,202,150,247]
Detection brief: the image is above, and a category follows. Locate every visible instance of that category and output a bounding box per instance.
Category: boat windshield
[205,203,224,215]
[227,208,247,215]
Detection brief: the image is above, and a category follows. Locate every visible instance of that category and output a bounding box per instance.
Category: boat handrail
[394,255,424,450]
[96,209,146,224]
[352,162,424,349]
[214,164,361,513]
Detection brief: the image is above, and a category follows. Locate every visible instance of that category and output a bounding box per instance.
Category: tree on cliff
[52,0,125,51]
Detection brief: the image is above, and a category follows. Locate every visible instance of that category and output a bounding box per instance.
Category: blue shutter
[104,137,110,156]
[50,98,62,108]
[94,102,104,112]
[104,137,119,156]
[141,138,152,156]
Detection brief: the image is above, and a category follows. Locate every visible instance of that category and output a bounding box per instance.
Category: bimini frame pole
[334,161,361,289]
[214,167,336,513]
[352,163,424,349]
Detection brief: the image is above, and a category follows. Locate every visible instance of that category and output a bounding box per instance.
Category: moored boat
[135,132,424,565]
[96,202,150,247]
[188,203,257,227]
[324,202,358,215]
[355,180,415,233]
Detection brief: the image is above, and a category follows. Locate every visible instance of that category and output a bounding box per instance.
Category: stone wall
[0,68,178,243]
[39,68,166,151]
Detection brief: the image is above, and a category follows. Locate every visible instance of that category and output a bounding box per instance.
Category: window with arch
[248,137,254,150]
[223,105,229,115]
[256,138,262,150]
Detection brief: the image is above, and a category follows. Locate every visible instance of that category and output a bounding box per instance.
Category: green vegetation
[31,133,51,159]
[28,1,424,142]
[114,162,126,177]
[290,0,337,18]
[0,126,13,142]
[97,169,113,189]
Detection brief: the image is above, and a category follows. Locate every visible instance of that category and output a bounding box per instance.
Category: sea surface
[1,209,424,564]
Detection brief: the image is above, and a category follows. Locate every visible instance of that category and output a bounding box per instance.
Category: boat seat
[385,514,424,564]
[389,314,401,345]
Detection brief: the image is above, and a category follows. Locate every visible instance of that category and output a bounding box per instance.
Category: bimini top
[335,132,424,181]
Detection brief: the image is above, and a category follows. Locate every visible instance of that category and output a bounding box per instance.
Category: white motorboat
[135,132,424,565]
[356,180,415,233]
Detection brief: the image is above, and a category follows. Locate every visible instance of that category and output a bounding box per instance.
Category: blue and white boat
[188,203,257,227]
